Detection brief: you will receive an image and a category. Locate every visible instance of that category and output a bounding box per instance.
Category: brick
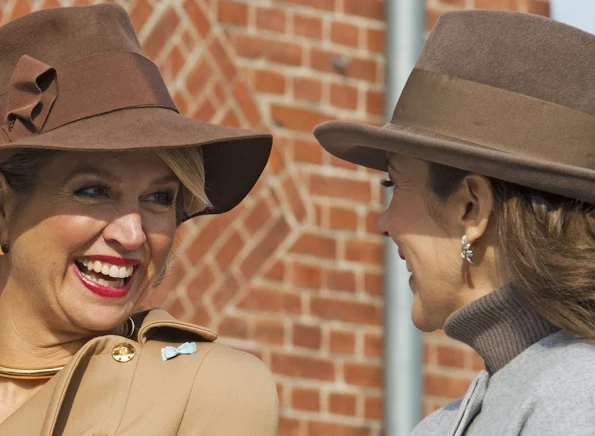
[279,417,302,436]
[366,88,384,115]
[244,196,273,235]
[365,210,381,234]
[330,154,359,171]
[234,34,265,59]
[10,0,30,20]
[218,315,248,339]
[293,14,323,39]
[220,108,241,127]
[331,21,360,48]
[185,263,216,301]
[425,8,442,32]
[254,319,285,344]
[240,217,291,278]
[254,69,286,94]
[343,0,383,20]
[233,81,261,125]
[347,56,378,82]
[325,269,356,292]
[475,0,517,8]
[471,352,486,371]
[424,373,472,398]
[364,332,382,357]
[237,287,302,314]
[218,0,248,26]
[271,104,333,132]
[310,47,341,74]
[290,233,337,259]
[271,353,335,380]
[208,38,237,81]
[364,272,384,297]
[367,27,384,53]
[273,0,336,11]
[193,98,216,121]
[291,262,323,289]
[281,176,308,223]
[190,308,212,328]
[129,0,153,33]
[293,323,322,349]
[344,362,382,388]
[186,59,212,98]
[211,273,241,310]
[329,392,357,415]
[144,7,180,60]
[344,239,382,264]
[329,206,358,231]
[293,76,323,102]
[184,0,211,37]
[365,395,382,420]
[330,329,356,354]
[293,138,324,164]
[214,231,243,270]
[527,0,550,16]
[311,297,382,325]
[436,345,465,368]
[167,297,187,319]
[266,39,304,66]
[309,174,371,202]
[330,82,359,110]
[292,387,320,411]
[264,261,285,281]
[438,0,465,5]
[256,7,287,32]
[308,422,369,436]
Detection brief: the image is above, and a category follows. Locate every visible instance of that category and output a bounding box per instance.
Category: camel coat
[0,309,279,436]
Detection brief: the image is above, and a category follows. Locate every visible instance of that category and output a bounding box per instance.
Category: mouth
[398,249,412,273]
[73,257,138,298]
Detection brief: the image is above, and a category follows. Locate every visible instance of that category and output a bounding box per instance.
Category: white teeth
[80,270,125,289]
[77,258,134,280]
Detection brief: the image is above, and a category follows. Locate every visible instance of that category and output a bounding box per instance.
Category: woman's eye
[74,184,111,199]
[381,179,396,191]
[145,190,176,207]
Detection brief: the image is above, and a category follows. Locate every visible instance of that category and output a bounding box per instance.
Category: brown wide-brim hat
[0,4,272,220]
[314,11,595,204]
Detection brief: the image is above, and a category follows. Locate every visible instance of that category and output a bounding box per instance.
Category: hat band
[0,51,177,143]
[392,69,595,171]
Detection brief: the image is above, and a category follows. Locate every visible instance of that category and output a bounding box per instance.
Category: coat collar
[0,309,217,436]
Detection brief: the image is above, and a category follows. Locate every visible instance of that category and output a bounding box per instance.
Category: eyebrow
[65,166,179,185]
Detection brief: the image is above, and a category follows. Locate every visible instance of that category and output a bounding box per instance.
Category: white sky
[550,0,595,34]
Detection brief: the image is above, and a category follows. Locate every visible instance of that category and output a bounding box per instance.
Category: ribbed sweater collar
[443,284,559,374]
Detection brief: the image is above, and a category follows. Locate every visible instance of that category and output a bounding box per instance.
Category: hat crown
[417,11,595,116]
[0,4,144,95]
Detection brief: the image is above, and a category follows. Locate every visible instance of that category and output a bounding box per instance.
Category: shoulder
[179,342,279,436]
[410,398,464,436]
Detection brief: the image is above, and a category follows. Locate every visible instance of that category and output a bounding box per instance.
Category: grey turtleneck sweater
[410,284,595,436]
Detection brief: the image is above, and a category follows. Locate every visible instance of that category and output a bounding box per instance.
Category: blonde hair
[155,146,211,220]
[427,162,595,340]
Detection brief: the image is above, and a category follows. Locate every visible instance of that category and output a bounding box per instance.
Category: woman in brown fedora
[315,10,595,436]
[0,4,278,435]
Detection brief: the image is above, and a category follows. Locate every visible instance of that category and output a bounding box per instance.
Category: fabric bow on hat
[2,54,58,142]
[161,342,197,361]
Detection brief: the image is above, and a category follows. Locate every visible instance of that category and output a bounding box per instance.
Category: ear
[444,174,495,243]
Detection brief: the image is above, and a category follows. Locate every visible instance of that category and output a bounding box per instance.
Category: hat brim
[6,107,272,219]
[314,120,595,205]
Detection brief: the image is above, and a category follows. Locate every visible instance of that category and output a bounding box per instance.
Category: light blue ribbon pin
[161,342,197,361]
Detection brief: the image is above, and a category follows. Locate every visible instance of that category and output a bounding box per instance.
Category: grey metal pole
[383,0,424,435]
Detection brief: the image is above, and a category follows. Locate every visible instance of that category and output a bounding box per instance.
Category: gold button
[111,343,135,363]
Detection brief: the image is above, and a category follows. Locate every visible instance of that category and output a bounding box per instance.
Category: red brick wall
[0,0,549,434]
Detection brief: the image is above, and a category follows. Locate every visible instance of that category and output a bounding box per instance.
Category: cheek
[145,218,177,265]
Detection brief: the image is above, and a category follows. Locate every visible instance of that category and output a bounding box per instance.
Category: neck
[0,290,90,372]
[444,283,560,374]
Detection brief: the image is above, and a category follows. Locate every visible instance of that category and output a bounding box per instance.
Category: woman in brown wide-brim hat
[315,10,595,435]
[0,4,278,435]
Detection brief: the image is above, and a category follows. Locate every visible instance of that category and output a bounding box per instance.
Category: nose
[376,211,389,236]
[103,213,147,251]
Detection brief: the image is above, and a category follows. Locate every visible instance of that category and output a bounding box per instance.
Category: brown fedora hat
[0,4,272,220]
[314,11,595,204]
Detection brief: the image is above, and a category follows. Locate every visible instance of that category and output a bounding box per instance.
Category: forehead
[386,152,425,173]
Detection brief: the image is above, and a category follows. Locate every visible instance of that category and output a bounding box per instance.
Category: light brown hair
[427,162,595,340]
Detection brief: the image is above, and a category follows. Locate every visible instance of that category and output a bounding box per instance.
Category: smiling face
[0,150,179,334]
[377,153,503,332]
